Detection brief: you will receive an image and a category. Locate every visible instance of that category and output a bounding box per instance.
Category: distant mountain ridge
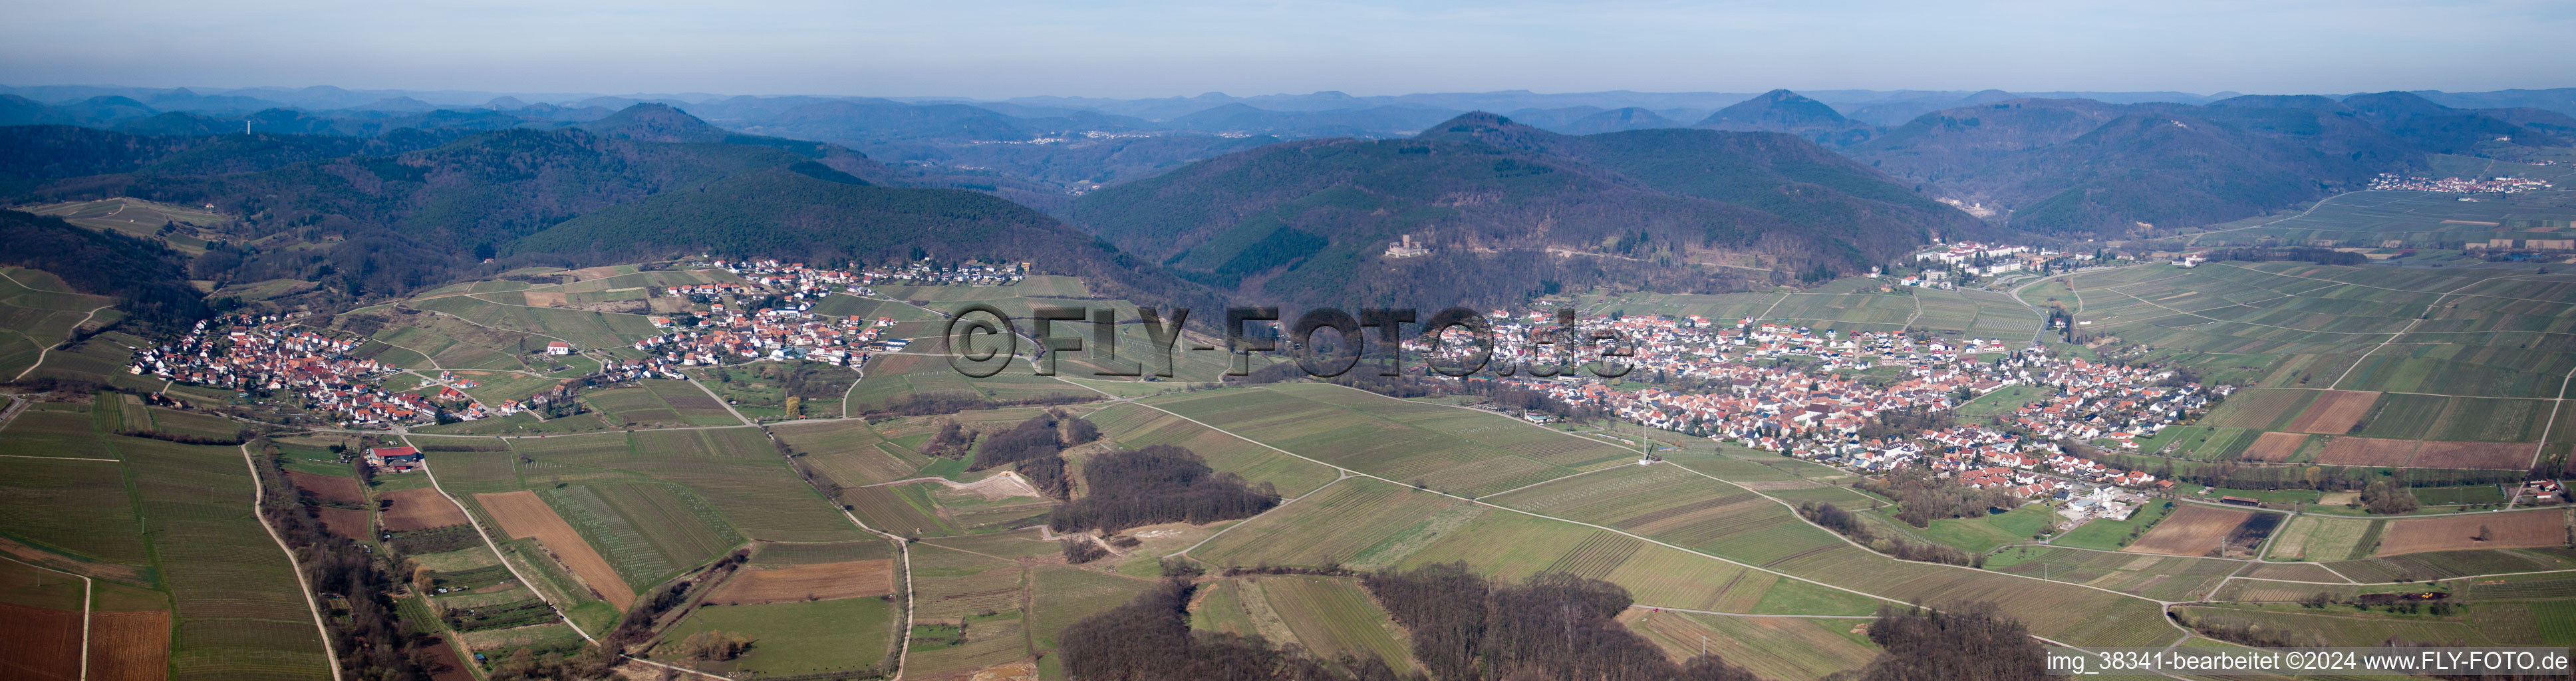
[1066,112,1984,310]
[0,105,1207,311]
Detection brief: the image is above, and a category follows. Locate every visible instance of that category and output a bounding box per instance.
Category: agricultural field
[1143,382,1636,496]
[1985,547,2239,601]
[115,436,335,680]
[1622,609,1878,681]
[2123,505,2275,557]
[474,490,636,610]
[1190,478,1469,568]
[707,558,896,605]
[1085,402,1342,496]
[651,597,898,678]
[1185,575,1418,671]
[2171,603,2541,648]
[535,482,744,590]
[0,268,126,381]
[2373,509,2571,556]
[500,430,867,543]
[22,198,233,255]
[1919,504,2057,553]
[769,418,933,487]
[2266,515,2385,562]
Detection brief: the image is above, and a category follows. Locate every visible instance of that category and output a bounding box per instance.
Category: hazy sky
[5,1,2569,98]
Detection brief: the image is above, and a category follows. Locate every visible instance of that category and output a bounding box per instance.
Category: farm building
[364,446,423,472]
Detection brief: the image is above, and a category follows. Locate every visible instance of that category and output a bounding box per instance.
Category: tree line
[1359,563,1766,681]
[1796,501,1979,567]
[1049,444,1280,535]
[1854,471,2024,528]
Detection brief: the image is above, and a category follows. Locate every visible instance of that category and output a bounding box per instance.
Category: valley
[5,82,2576,681]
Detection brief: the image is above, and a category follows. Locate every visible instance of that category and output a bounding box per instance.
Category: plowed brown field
[706,559,897,605]
[2376,511,2569,556]
[379,487,470,531]
[2124,505,2255,557]
[475,491,633,610]
[2287,390,2377,434]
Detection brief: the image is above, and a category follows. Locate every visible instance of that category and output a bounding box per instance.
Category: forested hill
[0,104,1205,309]
[0,209,207,331]
[1850,94,2573,235]
[1066,112,1980,311]
[514,166,1207,305]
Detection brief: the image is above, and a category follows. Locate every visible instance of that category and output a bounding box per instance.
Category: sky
[5,0,2570,99]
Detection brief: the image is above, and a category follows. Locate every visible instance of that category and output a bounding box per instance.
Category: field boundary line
[1628,605,1876,618]
[2207,261,2576,309]
[2327,277,2486,390]
[2103,287,2416,338]
[1481,461,1638,499]
[0,552,91,680]
[1167,474,1351,561]
[239,444,345,681]
[0,453,120,462]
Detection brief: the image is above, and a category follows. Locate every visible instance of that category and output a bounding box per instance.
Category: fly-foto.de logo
[940,305,1634,380]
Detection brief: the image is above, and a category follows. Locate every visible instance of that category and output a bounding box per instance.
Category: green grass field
[652,597,897,677]
[1920,504,2056,553]
[1145,383,1632,496]
[2265,515,2382,561]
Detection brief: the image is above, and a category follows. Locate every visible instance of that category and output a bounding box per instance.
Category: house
[545,341,573,355]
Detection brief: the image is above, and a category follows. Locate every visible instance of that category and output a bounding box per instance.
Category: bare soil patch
[2287,390,2378,434]
[2125,505,2257,557]
[2375,511,2569,556]
[2242,432,2309,462]
[704,559,897,605]
[87,609,169,681]
[287,471,364,504]
[0,537,148,583]
[0,603,80,681]
[378,487,472,531]
[417,636,476,681]
[315,505,370,539]
[878,473,1042,500]
[521,292,568,307]
[2411,441,2532,470]
[474,491,634,610]
[966,660,1040,681]
[2317,437,2420,467]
